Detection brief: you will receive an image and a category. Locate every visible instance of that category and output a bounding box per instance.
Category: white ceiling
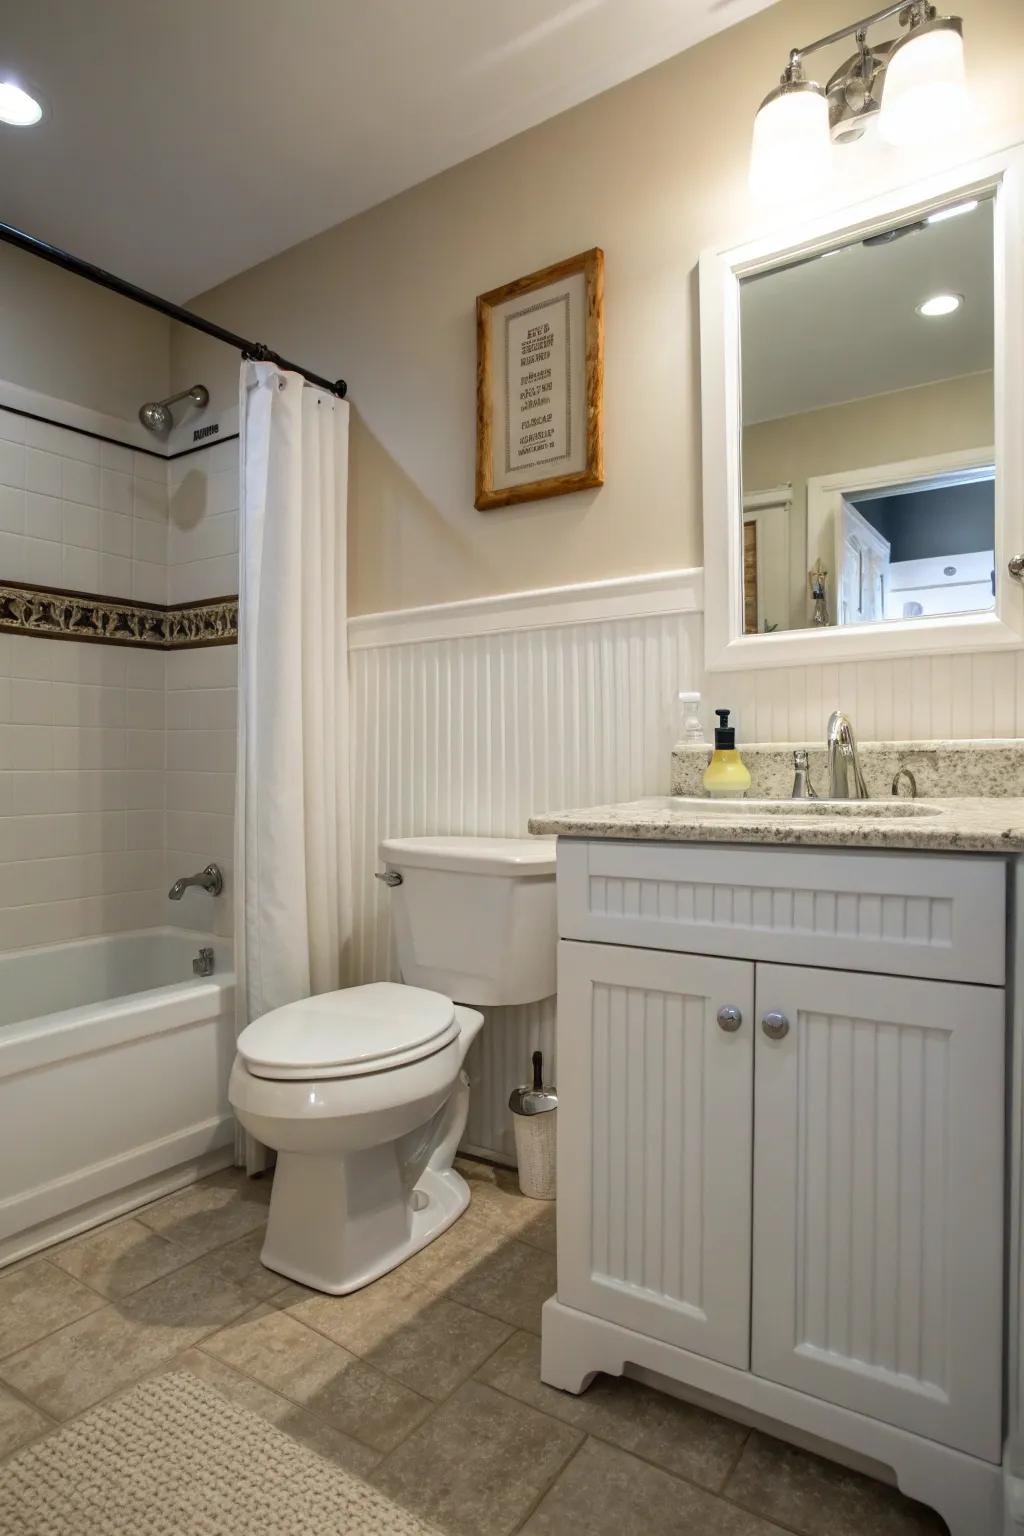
[0,0,776,302]
[741,198,995,425]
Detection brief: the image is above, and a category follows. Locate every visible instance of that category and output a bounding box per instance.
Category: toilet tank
[378,836,556,1006]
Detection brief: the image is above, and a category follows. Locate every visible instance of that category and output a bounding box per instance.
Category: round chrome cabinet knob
[716,1005,743,1033]
[761,1011,790,1040]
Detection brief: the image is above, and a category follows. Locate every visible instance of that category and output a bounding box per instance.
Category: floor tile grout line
[191,1327,428,1458]
[507,1428,590,1534]
[277,1296,517,1411]
[5,1214,270,1329]
[0,1293,111,1369]
[0,1297,272,1432]
[716,1424,754,1494]
[475,1367,766,1510]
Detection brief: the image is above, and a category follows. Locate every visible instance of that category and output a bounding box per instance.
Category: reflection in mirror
[739,194,994,633]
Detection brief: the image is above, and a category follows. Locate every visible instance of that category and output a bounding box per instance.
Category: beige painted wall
[743,370,994,627]
[0,243,170,420]
[169,0,1024,617]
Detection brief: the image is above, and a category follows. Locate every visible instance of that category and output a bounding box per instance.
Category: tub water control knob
[762,1011,790,1040]
[717,1005,742,1032]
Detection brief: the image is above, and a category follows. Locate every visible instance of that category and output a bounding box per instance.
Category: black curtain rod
[0,220,347,399]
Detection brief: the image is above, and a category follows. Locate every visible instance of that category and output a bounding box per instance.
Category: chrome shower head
[138,383,209,434]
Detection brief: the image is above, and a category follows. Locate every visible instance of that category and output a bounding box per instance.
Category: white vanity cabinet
[544,837,1009,1535]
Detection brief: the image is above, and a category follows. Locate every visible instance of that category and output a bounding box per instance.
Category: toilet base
[260,1156,470,1295]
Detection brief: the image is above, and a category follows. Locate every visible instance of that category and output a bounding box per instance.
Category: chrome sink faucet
[168,863,224,900]
[826,711,868,800]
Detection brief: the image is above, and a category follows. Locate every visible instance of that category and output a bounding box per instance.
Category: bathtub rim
[0,926,235,1080]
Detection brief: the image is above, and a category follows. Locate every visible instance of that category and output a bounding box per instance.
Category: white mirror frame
[699,146,1024,673]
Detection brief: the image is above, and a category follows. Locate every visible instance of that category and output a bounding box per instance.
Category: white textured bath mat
[0,1370,439,1536]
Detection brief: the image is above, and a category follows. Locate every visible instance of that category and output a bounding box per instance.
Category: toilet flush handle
[375,869,403,887]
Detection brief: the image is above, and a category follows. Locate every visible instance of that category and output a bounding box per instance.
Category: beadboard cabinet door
[752,963,1005,1463]
[556,939,754,1369]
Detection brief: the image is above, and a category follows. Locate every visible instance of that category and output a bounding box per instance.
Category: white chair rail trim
[347,567,704,650]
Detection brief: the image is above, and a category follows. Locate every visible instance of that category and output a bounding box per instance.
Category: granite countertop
[527,795,1024,853]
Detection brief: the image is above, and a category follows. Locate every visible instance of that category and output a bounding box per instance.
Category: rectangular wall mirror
[700,149,1024,671]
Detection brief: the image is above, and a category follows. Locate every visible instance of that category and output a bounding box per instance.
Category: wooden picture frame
[475,247,604,511]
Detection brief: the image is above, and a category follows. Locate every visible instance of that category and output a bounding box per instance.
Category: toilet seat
[237,982,460,1081]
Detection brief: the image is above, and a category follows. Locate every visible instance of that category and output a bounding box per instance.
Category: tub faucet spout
[168,863,224,900]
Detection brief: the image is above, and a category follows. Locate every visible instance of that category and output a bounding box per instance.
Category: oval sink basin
[635,797,942,819]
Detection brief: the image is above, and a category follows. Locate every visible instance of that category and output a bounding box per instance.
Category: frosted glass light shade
[0,82,42,126]
[879,24,967,146]
[749,85,832,200]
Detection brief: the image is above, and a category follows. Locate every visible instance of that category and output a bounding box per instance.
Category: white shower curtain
[235,361,352,1172]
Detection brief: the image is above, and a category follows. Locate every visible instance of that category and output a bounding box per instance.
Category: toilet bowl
[229,835,556,1295]
[230,983,484,1294]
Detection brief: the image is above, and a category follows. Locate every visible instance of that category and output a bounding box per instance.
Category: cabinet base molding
[540,1299,1004,1536]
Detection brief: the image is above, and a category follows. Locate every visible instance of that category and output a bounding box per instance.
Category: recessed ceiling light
[927,199,979,224]
[916,292,963,318]
[0,81,43,127]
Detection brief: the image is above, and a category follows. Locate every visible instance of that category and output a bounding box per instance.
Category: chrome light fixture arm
[751,0,964,181]
[787,0,930,70]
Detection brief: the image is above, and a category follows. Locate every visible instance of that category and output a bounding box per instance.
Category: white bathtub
[0,928,237,1265]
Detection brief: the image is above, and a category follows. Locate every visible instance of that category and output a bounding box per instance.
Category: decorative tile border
[0,581,238,650]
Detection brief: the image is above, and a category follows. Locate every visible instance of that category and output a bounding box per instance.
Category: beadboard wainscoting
[348,570,703,1162]
[716,652,1024,744]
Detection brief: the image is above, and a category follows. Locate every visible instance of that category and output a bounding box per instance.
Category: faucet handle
[791,749,817,800]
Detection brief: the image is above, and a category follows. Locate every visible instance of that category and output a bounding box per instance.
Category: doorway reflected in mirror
[739,193,994,632]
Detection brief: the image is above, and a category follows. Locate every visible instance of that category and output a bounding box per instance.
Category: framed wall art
[475,247,604,510]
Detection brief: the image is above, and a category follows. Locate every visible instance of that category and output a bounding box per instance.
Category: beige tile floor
[0,1159,948,1536]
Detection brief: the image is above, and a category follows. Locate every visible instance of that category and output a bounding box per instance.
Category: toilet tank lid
[379,835,556,876]
[237,982,457,1077]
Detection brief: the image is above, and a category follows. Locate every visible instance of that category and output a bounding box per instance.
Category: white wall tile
[133,517,166,566]
[126,729,165,770]
[132,477,168,521]
[99,509,132,556]
[132,558,166,605]
[24,421,99,464]
[125,650,166,690]
[25,493,62,542]
[132,450,167,482]
[62,545,100,591]
[0,439,25,489]
[9,679,52,726]
[24,448,61,497]
[100,469,132,516]
[0,531,25,579]
[62,501,101,550]
[22,537,62,587]
[50,724,126,770]
[61,458,100,507]
[99,553,133,598]
[0,409,25,444]
[126,688,164,731]
[0,724,54,771]
[99,441,134,475]
[0,486,25,534]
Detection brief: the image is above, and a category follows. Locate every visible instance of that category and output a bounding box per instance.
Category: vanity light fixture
[0,81,42,127]
[750,2,967,197]
[916,291,963,316]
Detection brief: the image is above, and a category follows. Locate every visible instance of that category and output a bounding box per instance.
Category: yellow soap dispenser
[702,709,751,800]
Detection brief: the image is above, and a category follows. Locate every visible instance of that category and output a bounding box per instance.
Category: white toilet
[229,835,556,1295]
